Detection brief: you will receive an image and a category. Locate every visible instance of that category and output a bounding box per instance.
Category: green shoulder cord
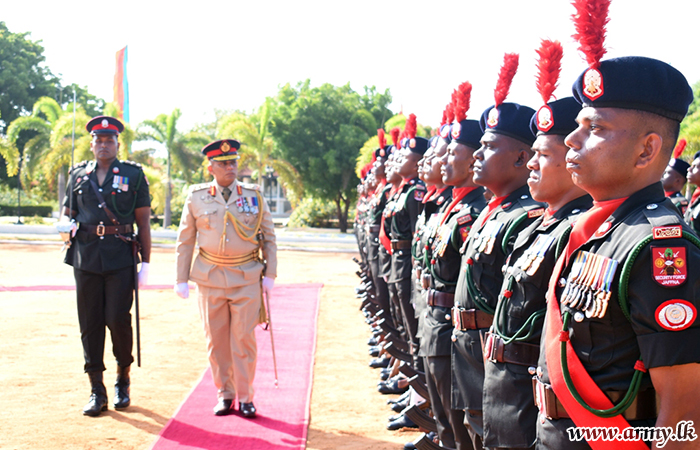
[501,211,530,254]
[493,275,545,344]
[112,170,144,217]
[465,262,495,314]
[561,229,700,417]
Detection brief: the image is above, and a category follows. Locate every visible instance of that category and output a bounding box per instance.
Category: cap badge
[221,141,231,153]
[536,106,554,132]
[101,119,109,128]
[409,138,416,149]
[582,68,604,101]
[451,122,462,139]
[439,124,450,138]
[487,107,499,128]
[380,149,385,157]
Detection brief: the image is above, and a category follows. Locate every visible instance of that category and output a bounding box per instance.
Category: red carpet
[150,283,323,450]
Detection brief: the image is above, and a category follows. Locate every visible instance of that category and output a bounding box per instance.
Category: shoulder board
[240,182,260,191]
[69,160,88,173]
[189,183,211,193]
[643,201,682,229]
[121,160,143,168]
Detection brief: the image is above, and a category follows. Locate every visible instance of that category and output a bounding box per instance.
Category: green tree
[0,22,57,133]
[137,109,209,227]
[217,99,303,207]
[5,96,92,206]
[270,81,392,232]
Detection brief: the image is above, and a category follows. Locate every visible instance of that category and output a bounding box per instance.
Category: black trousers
[395,277,419,355]
[74,266,134,372]
[425,355,474,450]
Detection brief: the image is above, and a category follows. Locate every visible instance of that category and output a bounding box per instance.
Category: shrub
[287,197,338,228]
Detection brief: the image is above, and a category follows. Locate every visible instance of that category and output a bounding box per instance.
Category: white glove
[174,282,189,299]
[262,276,275,298]
[56,218,77,237]
[138,262,149,288]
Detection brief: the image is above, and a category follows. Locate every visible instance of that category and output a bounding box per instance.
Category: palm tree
[137,108,209,227]
[217,99,303,210]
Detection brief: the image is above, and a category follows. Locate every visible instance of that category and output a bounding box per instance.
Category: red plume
[405,114,417,139]
[445,100,455,125]
[673,138,688,159]
[535,39,564,105]
[453,81,473,122]
[441,108,448,126]
[571,0,610,69]
[390,127,400,147]
[399,129,406,144]
[494,53,519,107]
[377,129,386,149]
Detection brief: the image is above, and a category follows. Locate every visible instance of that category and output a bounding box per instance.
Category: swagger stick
[133,248,141,367]
[264,288,279,387]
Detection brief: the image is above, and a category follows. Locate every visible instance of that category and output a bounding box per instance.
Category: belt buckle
[484,332,498,363]
[96,224,106,236]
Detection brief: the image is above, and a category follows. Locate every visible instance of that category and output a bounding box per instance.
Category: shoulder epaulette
[69,160,89,173]
[240,182,260,191]
[121,160,143,168]
[189,182,211,193]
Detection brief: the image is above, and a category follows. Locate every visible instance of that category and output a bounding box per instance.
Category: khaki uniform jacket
[176,180,277,288]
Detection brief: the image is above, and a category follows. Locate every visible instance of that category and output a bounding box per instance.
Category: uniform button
[445,314,451,321]
[98,188,103,192]
[521,195,529,199]
[78,190,83,194]
[398,251,403,256]
[99,236,104,240]
[558,278,566,287]
[574,311,585,322]
[528,366,537,375]
[646,203,658,210]
[226,239,230,242]
[225,206,229,209]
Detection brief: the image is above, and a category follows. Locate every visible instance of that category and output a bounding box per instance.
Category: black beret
[452,119,483,149]
[669,158,690,177]
[407,136,429,155]
[530,97,581,137]
[480,102,537,146]
[572,56,693,122]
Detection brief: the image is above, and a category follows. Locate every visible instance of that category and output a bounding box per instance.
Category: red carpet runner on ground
[150,283,323,450]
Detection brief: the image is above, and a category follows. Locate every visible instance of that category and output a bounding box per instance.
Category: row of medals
[560,250,619,320]
[236,196,259,215]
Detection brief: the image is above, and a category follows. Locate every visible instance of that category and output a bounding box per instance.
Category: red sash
[544,196,646,449]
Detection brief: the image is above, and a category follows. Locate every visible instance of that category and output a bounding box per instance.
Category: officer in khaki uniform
[174,139,277,418]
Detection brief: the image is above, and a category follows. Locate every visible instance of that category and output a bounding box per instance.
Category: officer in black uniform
[388,120,428,361]
[61,116,151,416]
[535,56,700,449]
[481,93,592,449]
[662,140,690,215]
[421,117,486,450]
[684,152,700,235]
[451,88,544,448]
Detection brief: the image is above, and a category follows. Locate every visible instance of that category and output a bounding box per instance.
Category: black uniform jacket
[421,187,486,357]
[537,183,700,445]
[482,195,591,448]
[389,177,426,283]
[451,184,545,411]
[64,159,150,273]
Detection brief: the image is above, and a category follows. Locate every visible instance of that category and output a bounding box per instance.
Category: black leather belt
[484,332,539,366]
[391,239,411,250]
[452,307,493,330]
[427,289,454,308]
[533,378,658,421]
[79,223,133,236]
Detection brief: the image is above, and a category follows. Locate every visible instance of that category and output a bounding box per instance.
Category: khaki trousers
[197,282,261,402]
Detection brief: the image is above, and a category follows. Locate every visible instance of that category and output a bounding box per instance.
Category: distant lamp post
[15,155,23,225]
[263,166,274,209]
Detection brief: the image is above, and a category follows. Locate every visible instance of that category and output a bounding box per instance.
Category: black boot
[114,365,131,410]
[83,371,108,416]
